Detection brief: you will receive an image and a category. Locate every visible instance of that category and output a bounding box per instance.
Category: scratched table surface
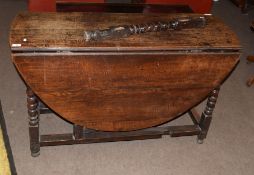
[9,12,241,131]
[10,12,240,52]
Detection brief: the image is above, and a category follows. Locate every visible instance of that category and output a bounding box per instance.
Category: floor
[0,0,254,174]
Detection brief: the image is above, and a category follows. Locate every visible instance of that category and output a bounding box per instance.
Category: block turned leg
[197,87,220,144]
[27,88,40,157]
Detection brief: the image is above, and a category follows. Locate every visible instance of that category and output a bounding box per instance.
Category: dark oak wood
[38,101,52,114]
[10,12,240,131]
[9,12,241,156]
[188,108,201,125]
[197,88,219,143]
[73,125,83,139]
[14,54,239,131]
[10,13,240,52]
[26,88,40,157]
[40,124,200,147]
[84,16,206,41]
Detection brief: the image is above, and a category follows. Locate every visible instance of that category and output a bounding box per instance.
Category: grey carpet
[0,0,254,174]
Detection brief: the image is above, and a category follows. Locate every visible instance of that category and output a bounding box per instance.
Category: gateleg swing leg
[27,87,40,157]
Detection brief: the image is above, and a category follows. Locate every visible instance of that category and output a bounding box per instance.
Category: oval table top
[10,12,240,131]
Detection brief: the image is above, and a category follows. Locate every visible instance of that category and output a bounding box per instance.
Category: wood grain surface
[10,12,240,51]
[13,54,239,131]
[10,12,241,131]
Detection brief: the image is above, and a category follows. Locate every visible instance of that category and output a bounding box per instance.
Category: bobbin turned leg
[27,87,40,157]
[197,87,220,144]
[73,125,83,140]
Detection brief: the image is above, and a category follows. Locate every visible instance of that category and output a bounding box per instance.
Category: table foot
[31,151,40,157]
[197,138,204,144]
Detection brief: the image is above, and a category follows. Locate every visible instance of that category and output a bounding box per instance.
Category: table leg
[26,87,221,155]
[26,88,40,157]
[197,87,220,144]
[73,125,83,140]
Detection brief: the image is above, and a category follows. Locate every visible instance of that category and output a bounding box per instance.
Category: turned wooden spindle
[27,88,40,157]
[84,16,206,41]
[197,87,220,143]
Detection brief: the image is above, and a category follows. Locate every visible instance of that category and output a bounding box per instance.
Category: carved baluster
[198,87,220,144]
[27,88,40,157]
[84,16,206,41]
